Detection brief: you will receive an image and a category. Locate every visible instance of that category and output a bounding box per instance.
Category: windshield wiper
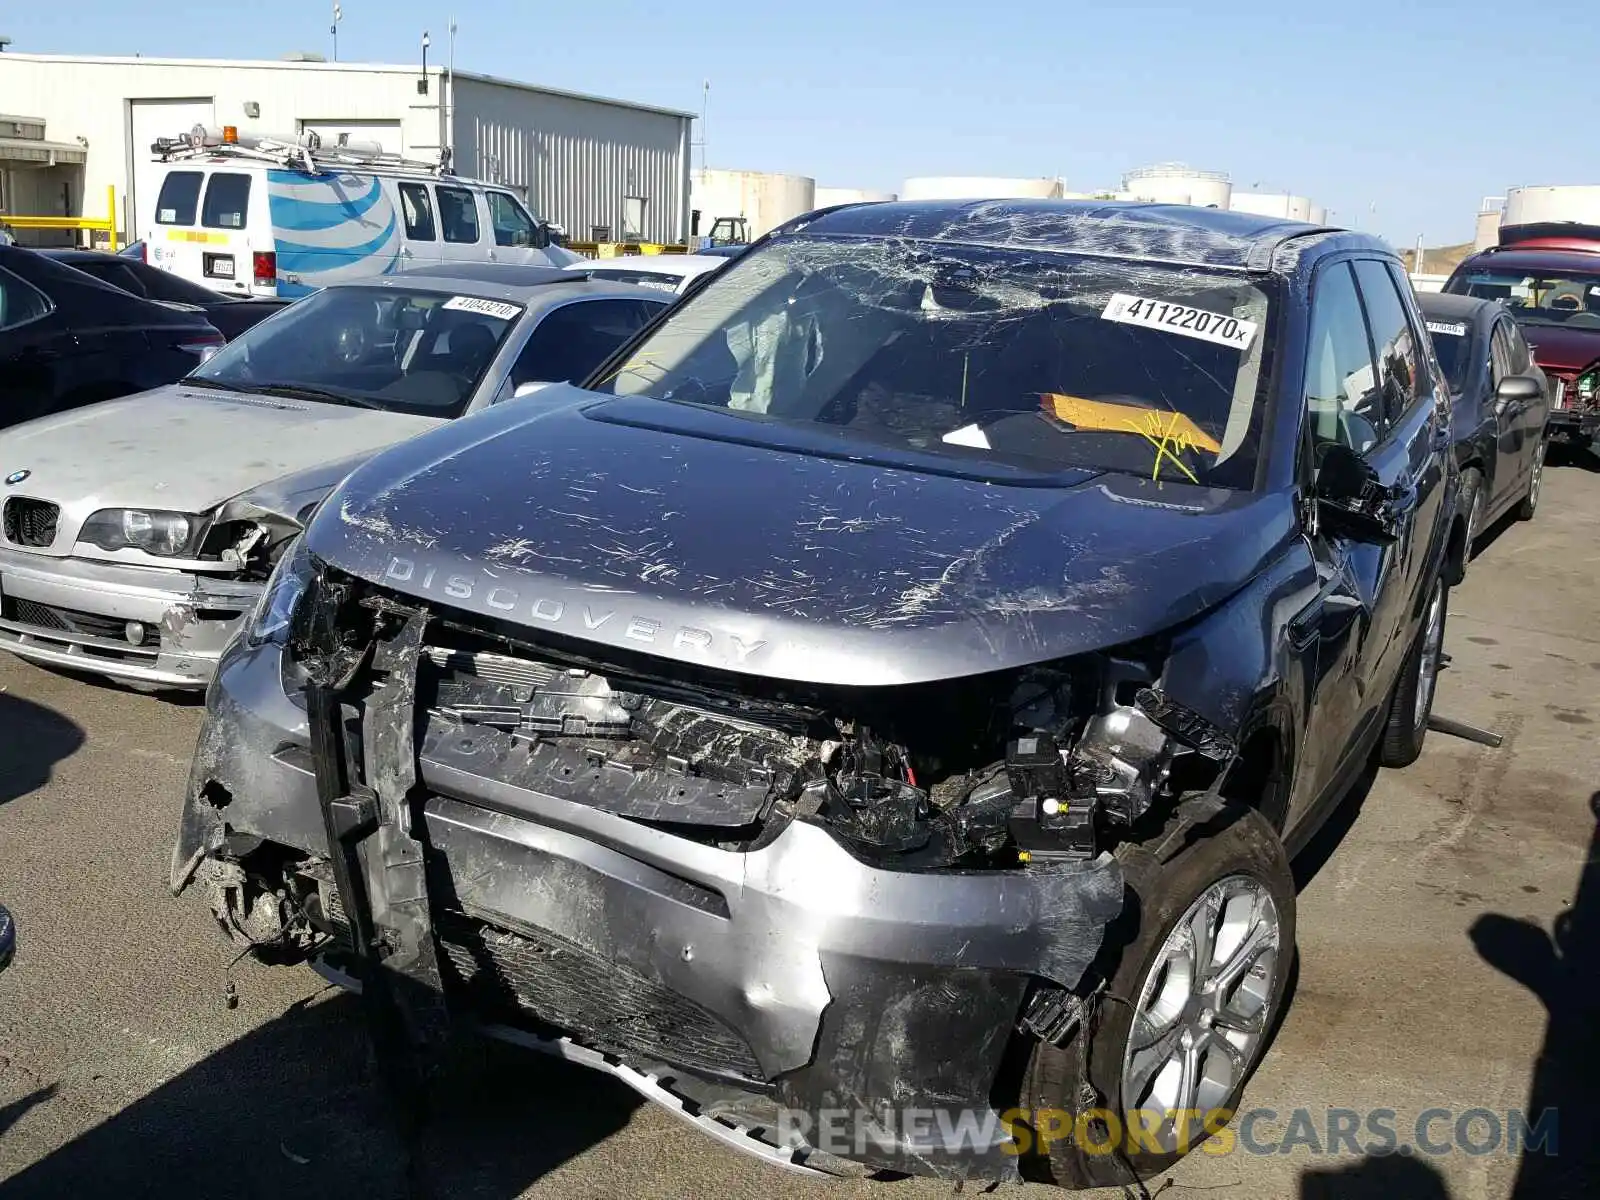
[234,382,385,410]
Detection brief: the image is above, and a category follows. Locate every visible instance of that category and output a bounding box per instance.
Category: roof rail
[149,125,455,178]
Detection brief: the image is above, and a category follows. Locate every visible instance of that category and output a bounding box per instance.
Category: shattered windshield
[1452,269,1600,329]
[191,285,522,417]
[594,236,1275,488]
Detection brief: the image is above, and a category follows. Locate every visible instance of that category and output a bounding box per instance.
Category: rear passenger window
[399,183,436,241]
[1303,262,1384,454]
[154,171,203,225]
[436,187,479,244]
[0,268,52,330]
[510,299,664,388]
[201,173,251,230]
[1353,260,1422,426]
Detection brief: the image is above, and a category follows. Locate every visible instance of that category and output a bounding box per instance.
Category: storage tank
[815,186,897,207]
[1122,163,1232,209]
[1309,205,1328,225]
[1503,185,1600,227]
[690,169,816,241]
[900,176,1065,201]
[1229,192,1314,221]
[1474,207,1503,251]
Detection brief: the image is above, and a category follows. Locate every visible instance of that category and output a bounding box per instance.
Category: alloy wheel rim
[1414,582,1446,730]
[1119,875,1281,1153]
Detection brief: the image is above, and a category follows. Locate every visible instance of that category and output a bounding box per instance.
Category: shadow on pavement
[1471,788,1600,1200]
[1,988,642,1200]
[1298,1153,1451,1198]
[0,692,84,805]
[0,1084,58,1140]
[1291,761,1379,892]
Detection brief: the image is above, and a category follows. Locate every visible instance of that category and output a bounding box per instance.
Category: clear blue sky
[5,0,1596,245]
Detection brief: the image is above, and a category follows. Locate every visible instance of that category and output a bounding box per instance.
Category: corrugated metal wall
[452,76,690,244]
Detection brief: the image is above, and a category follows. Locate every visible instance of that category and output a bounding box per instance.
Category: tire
[1377,575,1447,768]
[1454,468,1483,584]
[1515,438,1546,521]
[1020,806,1296,1190]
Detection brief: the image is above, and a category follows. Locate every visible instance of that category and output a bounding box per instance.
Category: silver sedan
[0,265,669,690]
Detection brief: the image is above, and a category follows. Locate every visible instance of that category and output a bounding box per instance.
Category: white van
[141,126,582,298]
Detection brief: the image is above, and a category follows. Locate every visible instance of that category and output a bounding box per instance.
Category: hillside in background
[1400,242,1477,275]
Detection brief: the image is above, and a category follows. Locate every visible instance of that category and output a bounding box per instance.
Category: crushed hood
[1519,325,1600,375]
[0,383,443,520]
[307,387,1299,686]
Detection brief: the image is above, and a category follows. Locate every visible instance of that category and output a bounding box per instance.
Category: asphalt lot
[1,464,1597,1200]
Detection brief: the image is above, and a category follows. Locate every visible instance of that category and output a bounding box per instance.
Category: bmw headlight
[79,508,202,557]
[245,535,314,648]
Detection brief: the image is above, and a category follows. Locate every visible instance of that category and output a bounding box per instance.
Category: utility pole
[331,3,342,62]
[446,17,457,163]
[700,79,709,175]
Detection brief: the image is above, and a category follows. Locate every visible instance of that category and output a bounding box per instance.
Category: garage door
[296,119,405,158]
[127,97,216,240]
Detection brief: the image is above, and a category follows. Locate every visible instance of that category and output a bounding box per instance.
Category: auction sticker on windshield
[443,296,523,320]
[1101,293,1257,350]
[1426,321,1467,338]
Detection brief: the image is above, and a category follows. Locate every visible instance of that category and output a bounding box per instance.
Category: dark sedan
[1419,291,1550,576]
[0,245,223,430]
[39,248,288,341]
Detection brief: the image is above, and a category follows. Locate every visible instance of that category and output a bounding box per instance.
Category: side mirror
[1495,374,1542,407]
[532,222,551,250]
[0,903,14,972]
[513,380,555,399]
[1312,442,1401,545]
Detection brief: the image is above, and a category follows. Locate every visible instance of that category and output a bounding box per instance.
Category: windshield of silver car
[190,285,522,417]
[593,237,1274,487]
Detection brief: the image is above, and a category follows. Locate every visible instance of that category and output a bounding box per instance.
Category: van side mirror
[1312,442,1401,544]
[532,222,551,250]
[513,381,555,399]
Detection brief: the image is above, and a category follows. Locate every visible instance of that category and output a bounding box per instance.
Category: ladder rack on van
[150,125,455,179]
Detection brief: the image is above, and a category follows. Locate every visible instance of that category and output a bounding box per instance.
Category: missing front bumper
[175,585,1128,1180]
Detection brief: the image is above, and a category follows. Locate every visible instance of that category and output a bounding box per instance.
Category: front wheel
[1020,807,1295,1189]
[1378,576,1448,768]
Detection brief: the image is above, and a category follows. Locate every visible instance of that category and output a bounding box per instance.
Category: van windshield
[1452,268,1600,329]
[593,236,1276,488]
[190,285,522,417]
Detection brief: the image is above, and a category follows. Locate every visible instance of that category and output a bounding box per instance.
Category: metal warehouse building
[0,52,694,246]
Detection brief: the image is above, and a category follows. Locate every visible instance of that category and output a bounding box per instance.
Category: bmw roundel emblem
[3,470,29,486]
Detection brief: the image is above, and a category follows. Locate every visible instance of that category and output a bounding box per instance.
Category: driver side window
[1303,262,1384,458]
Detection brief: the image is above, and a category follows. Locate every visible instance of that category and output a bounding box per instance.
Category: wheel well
[1219,726,1289,831]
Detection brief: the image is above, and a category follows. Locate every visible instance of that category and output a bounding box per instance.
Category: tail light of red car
[252,250,277,286]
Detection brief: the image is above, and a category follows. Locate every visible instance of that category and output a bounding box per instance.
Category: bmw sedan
[0,265,668,690]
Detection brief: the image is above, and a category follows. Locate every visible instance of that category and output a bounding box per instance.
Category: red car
[1444,222,1600,449]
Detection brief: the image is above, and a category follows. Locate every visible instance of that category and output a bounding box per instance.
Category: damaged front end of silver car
[171,557,1257,1181]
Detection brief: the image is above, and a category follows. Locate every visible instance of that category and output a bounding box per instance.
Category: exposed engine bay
[193,565,1236,971]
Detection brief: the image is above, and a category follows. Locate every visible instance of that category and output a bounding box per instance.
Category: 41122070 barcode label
[1101,293,1258,350]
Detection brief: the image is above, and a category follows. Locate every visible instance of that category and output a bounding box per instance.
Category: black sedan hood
[306,387,1298,685]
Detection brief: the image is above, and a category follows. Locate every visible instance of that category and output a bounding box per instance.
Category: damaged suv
[172,201,1460,1188]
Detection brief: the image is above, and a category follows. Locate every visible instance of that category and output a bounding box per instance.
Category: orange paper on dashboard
[1039,393,1222,455]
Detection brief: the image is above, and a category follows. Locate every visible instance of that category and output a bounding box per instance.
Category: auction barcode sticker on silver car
[444,296,523,320]
[1101,293,1258,350]
[1426,321,1467,338]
